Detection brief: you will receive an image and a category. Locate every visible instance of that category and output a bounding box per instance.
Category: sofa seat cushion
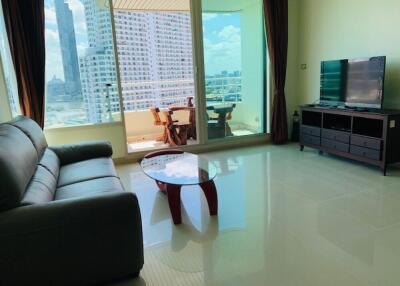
[21,165,57,205]
[57,157,117,188]
[55,177,124,200]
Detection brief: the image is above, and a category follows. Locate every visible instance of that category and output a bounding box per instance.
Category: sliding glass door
[201,0,266,140]
[113,0,199,153]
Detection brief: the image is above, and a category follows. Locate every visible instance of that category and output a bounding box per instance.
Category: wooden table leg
[199,180,218,216]
[166,184,182,224]
[178,125,188,145]
[155,180,167,194]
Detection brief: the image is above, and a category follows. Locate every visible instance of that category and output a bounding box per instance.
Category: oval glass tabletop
[141,152,217,185]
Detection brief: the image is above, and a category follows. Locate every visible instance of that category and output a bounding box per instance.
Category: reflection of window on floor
[114,11,195,112]
[44,0,121,128]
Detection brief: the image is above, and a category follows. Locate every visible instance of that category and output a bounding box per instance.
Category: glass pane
[114,2,198,152]
[0,4,20,117]
[202,0,266,140]
[44,0,121,128]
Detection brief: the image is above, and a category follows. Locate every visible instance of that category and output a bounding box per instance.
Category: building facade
[114,11,195,112]
[79,0,120,123]
[54,0,82,101]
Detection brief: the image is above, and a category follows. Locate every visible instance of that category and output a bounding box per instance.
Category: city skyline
[44,0,243,126]
[45,0,242,81]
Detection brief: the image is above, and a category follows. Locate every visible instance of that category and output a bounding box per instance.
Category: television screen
[320,56,386,109]
[320,59,348,106]
[345,56,386,109]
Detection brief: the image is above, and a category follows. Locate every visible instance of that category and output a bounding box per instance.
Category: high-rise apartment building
[114,11,195,111]
[79,0,120,123]
[54,0,82,101]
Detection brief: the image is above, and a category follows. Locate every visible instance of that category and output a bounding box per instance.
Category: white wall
[44,122,127,158]
[294,0,400,109]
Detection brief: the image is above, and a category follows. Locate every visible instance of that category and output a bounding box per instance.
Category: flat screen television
[320,56,386,109]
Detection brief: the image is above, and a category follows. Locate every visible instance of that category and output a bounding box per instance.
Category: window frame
[1,0,270,159]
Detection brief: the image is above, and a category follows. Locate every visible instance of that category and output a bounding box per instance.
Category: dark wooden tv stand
[299,106,400,175]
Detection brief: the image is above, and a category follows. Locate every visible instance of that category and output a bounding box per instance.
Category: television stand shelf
[299,106,400,175]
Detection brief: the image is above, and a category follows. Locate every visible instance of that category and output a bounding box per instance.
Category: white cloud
[203,24,242,75]
[203,14,217,22]
[45,6,57,25]
[45,28,64,81]
[218,25,240,42]
[68,0,87,32]
[45,28,59,42]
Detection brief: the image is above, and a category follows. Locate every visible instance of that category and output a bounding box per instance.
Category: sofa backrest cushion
[7,116,48,159]
[0,124,39,211]
[21,165,58,205]
[39,149,60,179]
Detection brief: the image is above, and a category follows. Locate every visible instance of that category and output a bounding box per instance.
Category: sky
[202,13,242,76]
[44,0,242,82]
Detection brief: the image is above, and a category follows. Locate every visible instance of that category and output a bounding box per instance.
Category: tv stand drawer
[321,138,349,153]
[351,135,382,150]
[300,134,321,146]
[321,129,350,144]
[350,145,381,161]
[301,126,321,137]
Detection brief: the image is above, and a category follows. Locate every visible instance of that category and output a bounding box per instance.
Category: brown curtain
[264,0,289,144]
[2,0,46,128]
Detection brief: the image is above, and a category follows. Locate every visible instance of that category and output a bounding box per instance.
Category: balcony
[124,75,262,153]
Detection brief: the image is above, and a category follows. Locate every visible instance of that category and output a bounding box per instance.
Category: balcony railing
[120,76,242,111]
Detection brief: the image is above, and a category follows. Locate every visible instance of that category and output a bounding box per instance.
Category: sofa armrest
[50,140,113,165]
[0,192,143,286]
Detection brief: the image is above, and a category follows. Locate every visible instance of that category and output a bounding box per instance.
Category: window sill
[44,121,123,132]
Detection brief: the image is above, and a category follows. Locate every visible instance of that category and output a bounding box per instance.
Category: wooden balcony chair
[150,107,167,142]
[161,110,191,146]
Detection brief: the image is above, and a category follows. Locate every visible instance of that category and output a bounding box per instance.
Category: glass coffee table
[141,150,218,224]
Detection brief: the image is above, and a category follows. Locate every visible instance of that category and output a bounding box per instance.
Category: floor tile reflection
[115,144,400,286]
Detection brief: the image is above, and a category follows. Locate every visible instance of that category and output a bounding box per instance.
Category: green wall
[294,0,400,109]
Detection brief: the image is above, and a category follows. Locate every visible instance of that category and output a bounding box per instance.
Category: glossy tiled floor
[115,144,400,286]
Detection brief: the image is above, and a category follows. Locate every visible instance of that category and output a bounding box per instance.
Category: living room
[1,0,400,285]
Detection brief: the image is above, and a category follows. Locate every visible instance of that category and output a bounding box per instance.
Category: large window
[202,0,266,140]
[44,0,121,128]
[1,0,267,152]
